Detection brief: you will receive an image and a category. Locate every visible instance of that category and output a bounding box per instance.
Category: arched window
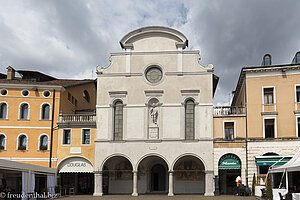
[296,52,300,64]
[19,103,29,120]
[0,102,8,119]
[41,103,50,120]
[262,54,271,66]
[18,134,27,150]
[0,134,6,150]
[113,100,123,140]
[185,99,195,140]
[83,90,90,103]
[39,135,48,150]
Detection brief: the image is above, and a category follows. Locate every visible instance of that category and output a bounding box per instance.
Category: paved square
[61,195,257,200]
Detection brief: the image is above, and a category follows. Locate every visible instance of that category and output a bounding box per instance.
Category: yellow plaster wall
[213,116,246,139]
[0,88,60,166]
[56,127,96,167]
[60,82,96,114]
[213,142,246,148]
[246,74,300,138]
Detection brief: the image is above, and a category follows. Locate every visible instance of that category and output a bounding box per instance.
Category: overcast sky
[0,0,299,104]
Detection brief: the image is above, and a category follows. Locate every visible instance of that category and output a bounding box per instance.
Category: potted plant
[252,173,256,195]
[18,146,26,150]
[266,175,273,200]
[40,146,47,151]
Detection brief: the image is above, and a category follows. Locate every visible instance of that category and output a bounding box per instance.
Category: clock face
[146,66,162,83]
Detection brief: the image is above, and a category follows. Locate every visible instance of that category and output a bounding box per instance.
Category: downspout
[245,72,249,187]
[49,89,56,168]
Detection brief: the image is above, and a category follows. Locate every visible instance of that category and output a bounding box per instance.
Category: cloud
[0,0,299,104]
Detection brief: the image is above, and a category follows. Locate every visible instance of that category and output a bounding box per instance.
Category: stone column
[168,171,174,196]
[204,171,214,196]
[93,171,103,196]
[132,171,138,196]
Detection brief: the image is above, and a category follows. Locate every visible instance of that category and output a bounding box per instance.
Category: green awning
[256,157,291,166]
[219,154,241,170]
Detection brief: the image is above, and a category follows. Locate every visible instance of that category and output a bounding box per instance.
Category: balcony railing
[214,106,246,116]
[59,114,96,123]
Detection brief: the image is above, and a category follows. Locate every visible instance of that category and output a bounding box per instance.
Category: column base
[204,193,214,196]
[168,193,174,196]
[132,193,138,196]
[93,192,103,196]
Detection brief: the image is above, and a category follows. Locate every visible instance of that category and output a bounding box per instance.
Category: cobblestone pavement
[60,195,257,200]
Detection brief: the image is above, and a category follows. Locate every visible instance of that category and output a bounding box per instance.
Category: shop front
[57,157,94,195]
[218,154,241,194]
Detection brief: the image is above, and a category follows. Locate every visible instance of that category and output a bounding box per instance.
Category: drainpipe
[49,89,55,168]
[245,74,249,187]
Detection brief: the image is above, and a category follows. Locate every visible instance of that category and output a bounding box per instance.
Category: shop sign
[59,157,94,173]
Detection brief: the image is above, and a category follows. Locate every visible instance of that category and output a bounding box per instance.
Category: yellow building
[0,67,96,171]
[213,51,300,194]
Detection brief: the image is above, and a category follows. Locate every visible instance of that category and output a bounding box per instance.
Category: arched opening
[137,155,168,194]
[218,154,241,194]
[57,156,94,195]
[39,135,48,150]
[18,134,27,150]
[19,103,29,120]
[83,90,90,102]
[41,103,50,120]
[102,156,133,194]
[0,102,7,119]
[173,155,205,194]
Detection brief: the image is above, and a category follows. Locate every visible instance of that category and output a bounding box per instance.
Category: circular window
[145,66,163,83]
[43,90,51,98]
[22,90,29,97]
[0,89,7,96]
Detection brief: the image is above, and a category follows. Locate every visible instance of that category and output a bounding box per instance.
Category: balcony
[57,114,96,128]
[214,106,246,116]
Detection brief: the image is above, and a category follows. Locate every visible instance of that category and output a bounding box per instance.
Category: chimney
[6,66,15,80]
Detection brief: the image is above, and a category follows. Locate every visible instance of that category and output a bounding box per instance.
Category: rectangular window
[298,117,300,137]
[68,92,71,101]
[296,86,300,103]
[265,119,275,138]
[264,88,274,104]
[82,129,91,144]
[63,129,71,145]
[224,122,234,140]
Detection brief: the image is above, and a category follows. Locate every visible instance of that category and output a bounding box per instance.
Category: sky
[0,0,299,105]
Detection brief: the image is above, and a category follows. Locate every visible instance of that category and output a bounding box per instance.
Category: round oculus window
[43,90,51,97]
[0,89,7,96]
[22,90,29,97]
[145,66,162,83]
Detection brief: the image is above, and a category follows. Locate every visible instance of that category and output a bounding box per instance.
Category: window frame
[263,117,277,138]
[0,101,8,120]
[262,86,275,105]
[224,121,235,140]
[18,102,30,120]
[184,98,195,140]
[83,90,90,103]
[296,116,300,138]
[38,133,49,151]
[21,89,30,97]
[113,100,123,141]
[40,102,51,120]
[0,133,7,150]
[17,133,28,151]
[0,89,8,96]
[62,129,72,145]
[295,85,300,104]
[262,54,272,66]
[81,128,91,145]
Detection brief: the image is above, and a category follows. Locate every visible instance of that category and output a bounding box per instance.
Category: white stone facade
[94,26,215,196]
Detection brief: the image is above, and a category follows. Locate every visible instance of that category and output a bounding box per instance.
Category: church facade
[94,26,218,196]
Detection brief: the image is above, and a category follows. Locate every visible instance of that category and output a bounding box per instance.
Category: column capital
[205,170,214,174]
[94,171,103,175]
[132,170,138,173]
[168,170,174,173]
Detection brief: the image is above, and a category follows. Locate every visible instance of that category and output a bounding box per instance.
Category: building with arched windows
[94,26,218,196]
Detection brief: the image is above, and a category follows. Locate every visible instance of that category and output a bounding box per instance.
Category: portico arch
[101,155,133,194]
[172,155,206,194]
[136,154,169,194]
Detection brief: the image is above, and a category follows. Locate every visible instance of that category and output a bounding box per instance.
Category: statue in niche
[150,103,158,125]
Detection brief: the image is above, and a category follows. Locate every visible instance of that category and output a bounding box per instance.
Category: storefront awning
[219,155,241,170]
[256,157,291,166]
[58,157,94,173]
